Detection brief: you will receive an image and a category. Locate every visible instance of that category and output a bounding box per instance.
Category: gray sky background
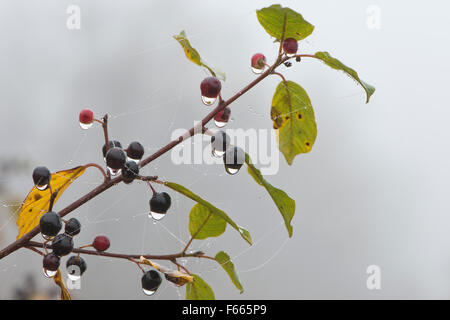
[1,0,449,299]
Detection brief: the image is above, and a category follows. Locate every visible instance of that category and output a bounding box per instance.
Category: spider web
[0,6,338,300]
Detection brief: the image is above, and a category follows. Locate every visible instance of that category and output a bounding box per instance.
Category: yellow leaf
[16,166,86,240]
[53,269,71,300]
[140,256,193,286]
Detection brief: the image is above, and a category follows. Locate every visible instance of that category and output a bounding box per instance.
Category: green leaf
[245,154,296,237]
[186,274,215,300]
[173,30,226,81]
[256,4,314,41]
[314,51,375,103]
[215,251,243,293]
[165,182,252,245]
[271,80,317,165]
[189,203,226,240]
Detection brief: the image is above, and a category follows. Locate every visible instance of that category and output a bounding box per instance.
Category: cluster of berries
[251,38,299,71]
[33,166,111,280]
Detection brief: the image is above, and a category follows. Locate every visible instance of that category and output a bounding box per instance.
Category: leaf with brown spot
[16,166,86,239]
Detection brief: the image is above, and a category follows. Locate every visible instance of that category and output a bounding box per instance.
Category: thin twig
[83,163,108,181]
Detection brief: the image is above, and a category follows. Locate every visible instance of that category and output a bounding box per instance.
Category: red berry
[79,109,94,125]
[282,38,298,55]
[93,235,110,252]
[200,77,221,98]
[214,107,231,126]
[251,53,266,69]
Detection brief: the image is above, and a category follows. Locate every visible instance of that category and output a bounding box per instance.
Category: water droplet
[142,288,156,296]
[107,167,121,176]
[149,211,166,221]
[225,167,240,175]
[42,234,54,241]
[127,157,140,164]
[214,119,227,128]
[286,53,296,58]
[79,122,93,130]
[201,96,216,106]
[212,148,225,158]
[251,67,265,74]
[36,184,48,191]
[68,273,81,281]
[43,268,57,278]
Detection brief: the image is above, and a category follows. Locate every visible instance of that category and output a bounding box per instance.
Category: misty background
[0,0,449,299]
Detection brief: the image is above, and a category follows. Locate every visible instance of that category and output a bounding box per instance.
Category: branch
[0,52,308,260]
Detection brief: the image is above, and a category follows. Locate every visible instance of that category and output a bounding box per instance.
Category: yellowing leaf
[173,30,226,81]
[271,80,317,165]
[53,269,71,300]
[16,166,86,240]
[140,256,194,286]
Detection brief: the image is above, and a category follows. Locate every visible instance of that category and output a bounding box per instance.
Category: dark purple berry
[102,140,122,158]
[150,192,171,214]
[105,147,126,170]
[51,234,74,257]
[64,218,81,236]
[282,38,298,55]
[126,141,144,160]
[142,270,162,293]
[39,212,62,237]
[122,161,139,184]
[32,166,51,190]
[66,255,87,277]
[223,146,245,174]
[43,253,60,272]
[200,77,221,98]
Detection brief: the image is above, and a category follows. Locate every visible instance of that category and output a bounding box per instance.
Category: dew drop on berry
[142,288,156,296]
[214,119,227,128]
[107,167,122,176]
[127,157,140,164]
[67,266,81,281]
[149,211,166,221]
[36,184,49,191]
[251,66,265,74]
[212,148,226,158]
[201,96,216,106]
[43,268,57,278]
[225,167,240,175]
[41,234,54,241]
[79,122,93,130]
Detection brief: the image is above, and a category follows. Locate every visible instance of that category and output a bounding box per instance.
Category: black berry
[211,131,230,152]
[200,77,221,98]
[102,140,122,158]
[142,270,162,294]
[284,61,292,67]
[122,161,139,184]
[150,192,171,214]
[93,235,110,252]
[106,147,126,170]
[51,234,74,257]
[32,166,51,190]
[43,253,60,272]
[296,56,301,62]
[223,146,245,174]
[39,212,62,238]
[127,141,144,160]
[64,218,81,236]
[66,256,87,277]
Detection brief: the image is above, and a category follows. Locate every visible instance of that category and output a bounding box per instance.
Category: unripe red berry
[200,77,221,98]
[251,53,266,70]
[79,109,94,125]
[282,38,298,55]
[93,235,110,252]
